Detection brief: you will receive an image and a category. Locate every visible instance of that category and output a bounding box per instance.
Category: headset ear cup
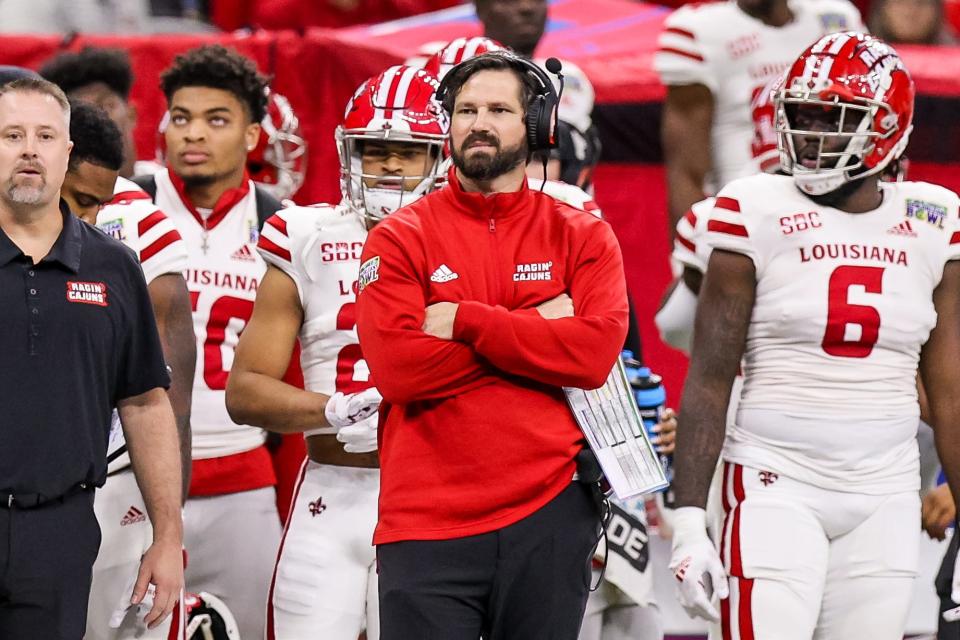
[540,95,558,149]
[526,97,543,151]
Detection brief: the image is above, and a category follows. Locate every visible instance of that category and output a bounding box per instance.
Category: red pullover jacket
[356,170,629,544]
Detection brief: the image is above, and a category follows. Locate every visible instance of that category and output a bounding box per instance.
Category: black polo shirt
[0,202,170,499]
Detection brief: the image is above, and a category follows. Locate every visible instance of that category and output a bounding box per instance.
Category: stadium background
[1,0,958,408]
[1,1,958,634]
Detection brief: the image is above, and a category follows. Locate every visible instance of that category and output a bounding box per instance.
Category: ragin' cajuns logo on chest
[513,261,553,282]
[66,281,108,306]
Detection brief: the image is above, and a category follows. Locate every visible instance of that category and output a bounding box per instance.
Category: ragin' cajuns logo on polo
[66,281,108,306]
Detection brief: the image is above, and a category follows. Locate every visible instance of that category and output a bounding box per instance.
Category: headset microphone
[544,58,565,136]
[540,58,565,190]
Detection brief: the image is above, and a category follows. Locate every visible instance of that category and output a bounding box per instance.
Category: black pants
[938,525,960,639]
[378,482,601,640]
[0,489,100,639]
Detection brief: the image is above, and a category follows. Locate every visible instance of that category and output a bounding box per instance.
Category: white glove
[324,388,383,431]
[336,413,379,453]
[668,506,729,622]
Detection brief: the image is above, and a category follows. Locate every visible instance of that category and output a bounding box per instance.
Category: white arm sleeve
[655,280,699,353]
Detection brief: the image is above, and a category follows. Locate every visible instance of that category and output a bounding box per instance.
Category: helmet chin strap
[354,175,435,223]
[794,171,851,196]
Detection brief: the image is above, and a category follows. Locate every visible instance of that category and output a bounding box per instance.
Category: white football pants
[715,462,919,640]
[88,469,184,639]
[184,486,281,640]
[267,460,380,640]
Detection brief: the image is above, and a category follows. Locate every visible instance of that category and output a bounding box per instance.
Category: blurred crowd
[0,0,958,45]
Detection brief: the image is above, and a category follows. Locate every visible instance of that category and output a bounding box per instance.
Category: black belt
[0,482,92,509]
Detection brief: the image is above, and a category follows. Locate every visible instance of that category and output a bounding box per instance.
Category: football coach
[0,78,183,638]
[357,52,629,639]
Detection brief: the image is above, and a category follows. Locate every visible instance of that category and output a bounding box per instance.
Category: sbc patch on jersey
[358,256,380,292]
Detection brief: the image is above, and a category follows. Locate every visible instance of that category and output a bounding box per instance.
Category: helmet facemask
[337,128,446,224]
[249,92,308,200]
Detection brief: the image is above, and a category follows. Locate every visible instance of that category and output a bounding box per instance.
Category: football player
[40,47,142,179]
[225,65,448,640]
[655,0,863,229]
[669,32,960,639]
[136,44,284,640]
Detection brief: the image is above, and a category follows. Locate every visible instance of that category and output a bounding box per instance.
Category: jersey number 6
[822,265,884,358]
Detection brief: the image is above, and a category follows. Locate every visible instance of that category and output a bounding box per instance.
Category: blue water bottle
[621,351,671,489]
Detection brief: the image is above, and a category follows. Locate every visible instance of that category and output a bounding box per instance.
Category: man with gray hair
[0,78,183,638]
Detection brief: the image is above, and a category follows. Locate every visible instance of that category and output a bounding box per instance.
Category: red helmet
[247,89,307,200]
[751,74,784,174]
[423,37,508,80]
[336,65,448,222]
[775,32,915,196]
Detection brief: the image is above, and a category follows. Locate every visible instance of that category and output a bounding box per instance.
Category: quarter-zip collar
[440,166,533,221]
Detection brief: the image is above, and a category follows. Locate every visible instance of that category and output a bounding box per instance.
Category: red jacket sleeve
[356,224,496,405]
[453,219,629,390]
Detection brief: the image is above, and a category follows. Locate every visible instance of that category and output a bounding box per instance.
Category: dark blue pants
[938,525,960,639]
[0,489,100,639]
[378,482,601,640]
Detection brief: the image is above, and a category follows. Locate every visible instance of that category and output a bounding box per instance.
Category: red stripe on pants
[266,457,309,640]
[720,462,731,567]
[738,577,755,640]
[721,591,732,640]
[730,465,744,576]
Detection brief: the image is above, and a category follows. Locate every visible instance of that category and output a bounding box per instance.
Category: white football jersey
[528,177,603,218]
[706,174,960,493]
[257,201,374,399]
[672,196,716,274]
[102,176,190,474]
[153,168,267,459]
[654,0,863,192]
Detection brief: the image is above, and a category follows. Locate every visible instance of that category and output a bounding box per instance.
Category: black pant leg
[0,490,100,640]
[487,483,601,640]
[378,532,497,640]
[938,526,960,640]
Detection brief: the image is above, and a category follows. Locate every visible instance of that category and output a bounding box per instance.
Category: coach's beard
[452,133,527,181]
[7,181,46,206]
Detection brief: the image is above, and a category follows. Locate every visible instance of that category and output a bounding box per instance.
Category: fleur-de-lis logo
[308,497,327,517]
[759,471,779,486]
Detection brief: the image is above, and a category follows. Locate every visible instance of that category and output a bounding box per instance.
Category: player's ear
[244,122,260,155]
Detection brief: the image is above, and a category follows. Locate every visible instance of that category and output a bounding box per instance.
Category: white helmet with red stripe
[247,89,308,200]
[751,74,784,174]
[423,37,508,80]
[336,65,449,223]
[775,31,915,196]
[184,592,239,639]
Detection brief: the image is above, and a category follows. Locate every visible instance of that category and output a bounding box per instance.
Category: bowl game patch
[358,256,380,292]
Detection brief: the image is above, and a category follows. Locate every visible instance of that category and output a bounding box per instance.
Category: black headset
[435,52,563,152]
